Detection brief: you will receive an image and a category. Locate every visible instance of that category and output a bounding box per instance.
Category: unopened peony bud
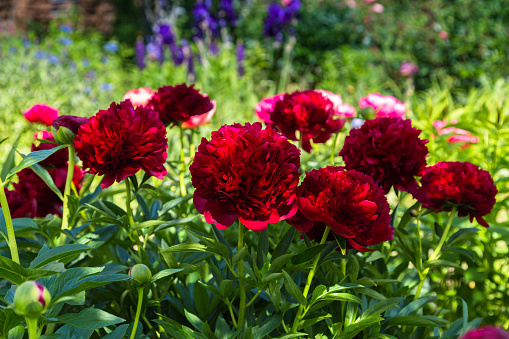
[13,281,51,318]
[52,115,89,144]
[423,302,437,315]
[130,264,152,285]
[410,209,420,217]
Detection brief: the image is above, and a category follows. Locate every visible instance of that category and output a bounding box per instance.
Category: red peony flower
[269,90,345,153]
[5,166,83,218]
[182,100,216,129]
[287,166,393,252]
[339,118,429,194]
[255,93,285,123]
[190,122,301,231]
[122,87,155,108]
[74,100,168,188]
[23,103,59,126]
[459,327,509,339]
[412,162,497,227]
[149,84,214,126]
[31,132,68,168]
[359,93,406,119]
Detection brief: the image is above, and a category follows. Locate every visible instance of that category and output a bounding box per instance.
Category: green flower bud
[51,115,89,144]
[129,264,152,285]
[423,302,437,315]
[13,281,51,318]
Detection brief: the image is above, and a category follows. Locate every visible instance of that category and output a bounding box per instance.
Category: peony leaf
[6,145,67,181]
[445,228,479,247]
[341,315,385,339]
[0,135,20,181]
[282,270,307,306]
[291,244,330,265]
[424,260,462,270]
[387,315,448,327]
[149,268,184,283]
[0,255,58,285]
[361,297,405,318]
[31,163,64,201]
[271,226,296,261]
[398,296,436,317]
[29,244,91,269]
[55,308,125,329]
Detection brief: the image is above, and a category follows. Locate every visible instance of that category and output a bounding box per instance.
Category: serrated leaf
[57,308,124,329]
[6,146,67,181]
[29,244,90,269]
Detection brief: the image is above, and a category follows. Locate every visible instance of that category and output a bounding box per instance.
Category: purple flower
[236,41,245,76]
[35,51,45,59]
[158,24,176,45]
[218,0,237,28]
[209,41,220,55]
[103,41,119,53]
[23,40,30,48]
[170,43,184,65]
[135,37,146,70]
[193,1,219,38]
[264,1,300,39]
[100,83,113,91]
[60,25,73,33]
[146,39,163,64]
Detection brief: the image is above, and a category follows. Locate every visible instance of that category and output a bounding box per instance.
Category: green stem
[179,126,187,197]
[125,178,135,227]
[130,287,144,339]
[26,317,38,339]
[0,178,19,264]
[246,289,262,308]
[414,206,457,301]
[226,298,238,329]
[237,224,246,328]
[291,226,331,333]
[58,146,76,246]
[416,211,423,272]
[330,133,340,164]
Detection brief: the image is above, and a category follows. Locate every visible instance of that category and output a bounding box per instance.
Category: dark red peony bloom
[5,166,83,218]
[459,327,509,339]
[32,131,68,168]
[269,90,345,153]
[339,118,428,194]
[149,84,214,126]
[74,100,168,188]
[190,122,301,231]
[287,166,393,252]
[412,162,497,227]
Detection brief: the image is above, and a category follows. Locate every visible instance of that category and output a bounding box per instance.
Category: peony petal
[204,199,237,229]
[193,194,207,214]
[347,238,374,252]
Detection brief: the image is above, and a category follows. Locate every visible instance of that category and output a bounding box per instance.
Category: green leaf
[160,243,210,253]
[397,202,421,230]
[0,256,58,285]
[184,309,204,332]
[0,211,39,241]
[6,146,67,181]
[31,164,64,201]
[387,315,448,327]
[158,195,193,217]
[424,260,462,270]
[152,216,199,232]
[443,246,476,262]
[253,314,283,339]
[318,292,361,304]
[1,135,20,181]
[54,324,94,338]
[29,244,90,269]
[150,268,184,283]
[445,228,479,247]
[362,297,404,318]
[0,308,24,338]
[56,308,124,329]
[102,324,129,339]
[341,315,384,339]
[282,270,307,306]
[291,244,330,265]
[398,297,436,317]
[366,251,385,263]
[272,226,296,260]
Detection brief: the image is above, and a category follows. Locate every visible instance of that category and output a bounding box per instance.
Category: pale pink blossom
[122,87,155,108]
[438,30,449,40]
[182,100,217,129]
[364,0,377,3]
[317,90,356,118]
[432,119,478,147]
[370,3,384,13]
[255,93,285,123]
[336,103,357,118]
[399,61,419,77]
[359,93,406,119]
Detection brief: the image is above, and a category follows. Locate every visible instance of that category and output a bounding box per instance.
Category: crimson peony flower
[459,327,509,339]
[122,87,155,108]
[339,118,429,194]
[182,100,216,129]
[23,103,59,126]
[255,93,284,123]
[269,90,345,152]
[149,84,214,126]
[287,166,393,252]
[359,93,406,119]
[5,166,83,218]
[31,132,68,168]
[190,122,301,231]
[74,100,168,188]
[412,162,497,227]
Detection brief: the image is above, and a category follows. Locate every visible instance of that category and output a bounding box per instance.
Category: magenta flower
[459,326,509,339]
[359,93,406,119]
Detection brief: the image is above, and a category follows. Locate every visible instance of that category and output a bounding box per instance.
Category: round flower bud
[410,209,420,217]
[423,302,437,315]
[51,115,89,144]
[129,264,152,285]
[13,281,51,318]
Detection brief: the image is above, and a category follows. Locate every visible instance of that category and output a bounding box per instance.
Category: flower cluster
[359,93,406,119]
[340,118,429,194]
[412,161,497,227]
[74,100,168,188]
[287,166,393,252]
[264,0,300,41]
[190,122,301,231]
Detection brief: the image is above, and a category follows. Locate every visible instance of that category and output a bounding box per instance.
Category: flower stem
[237,224,246,328]
[130,287,144,339]
[330,133,340,164]
[414,206,457,300]
[0,178,19,264]
[125,178,135,227]
[26,317,38,339]
[179,126,187,197]
[58,146,76,246]
[291,226,331,333]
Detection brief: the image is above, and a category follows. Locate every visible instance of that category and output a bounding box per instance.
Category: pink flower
[370,3,384,13]
[399,61,419,77]
[122,87,155,108]
[255,93,285,123]
[23,103,59,126]
[316,90,357,118]
[459,326,509,339]
[182,100,217,129]
[448,135,479,144]
[337,103,357,118]
[359,93,406,119]
[438,30,449,40]
[433,119,478,147]
[364,0,377,3]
